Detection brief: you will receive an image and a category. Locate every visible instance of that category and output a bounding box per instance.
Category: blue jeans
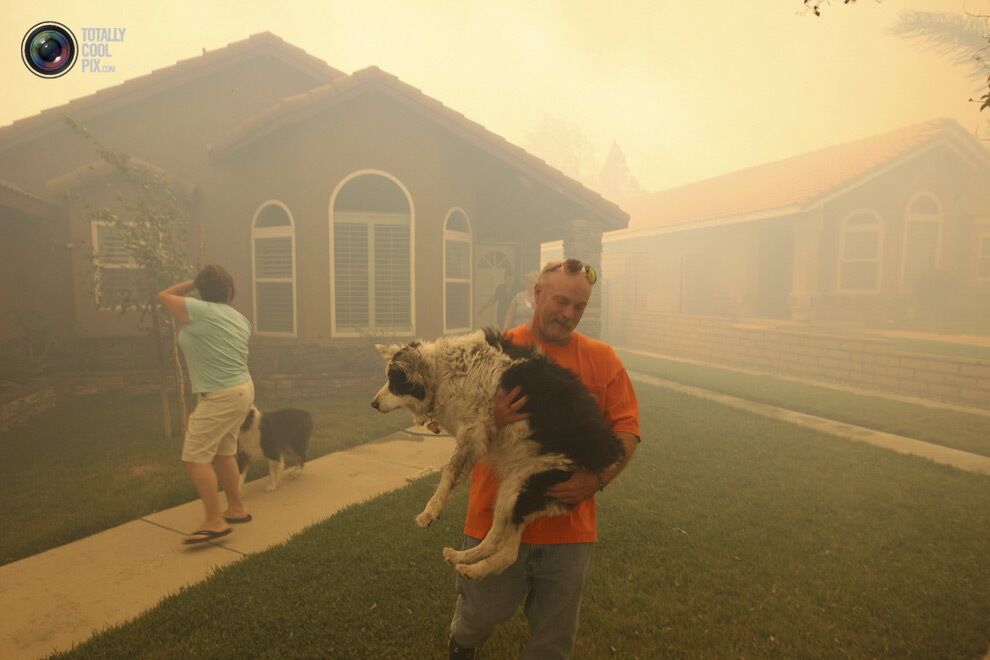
[449,536,595,660]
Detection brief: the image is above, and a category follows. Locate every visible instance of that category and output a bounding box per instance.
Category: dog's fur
[237,407,312,492]
[371,328,624,579]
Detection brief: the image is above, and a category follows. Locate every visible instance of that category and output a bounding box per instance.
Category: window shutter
[255,237,293,279]
[256,281,294,333]
[445,282,470,329]
[374,223,410,327]
[445,240,470,280]
[334,222,370,328]
[98,267,146,303]
[97,225,134,265]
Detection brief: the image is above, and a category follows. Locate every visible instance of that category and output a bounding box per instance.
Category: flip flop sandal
[224,514,253,524]
[182,528,233,544]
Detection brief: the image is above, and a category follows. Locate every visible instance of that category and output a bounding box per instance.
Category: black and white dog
[237,407,312,492]
[372,328,624,579]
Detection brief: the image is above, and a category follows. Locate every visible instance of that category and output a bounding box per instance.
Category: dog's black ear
[388,366,427,401]
[483,327,501,347]
[240,408,255,432]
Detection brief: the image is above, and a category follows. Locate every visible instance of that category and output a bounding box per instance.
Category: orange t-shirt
[463,325,641,544]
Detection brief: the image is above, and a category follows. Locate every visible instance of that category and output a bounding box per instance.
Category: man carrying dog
[449,258,641,660]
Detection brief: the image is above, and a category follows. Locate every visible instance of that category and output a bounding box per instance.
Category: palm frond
[890,11,989,80]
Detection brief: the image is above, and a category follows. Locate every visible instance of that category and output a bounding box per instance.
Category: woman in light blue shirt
[159,265,254,545]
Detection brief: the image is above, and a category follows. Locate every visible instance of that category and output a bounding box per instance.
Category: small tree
[65,115,193,439]
[524,114,601,189]
[597,141,643,204]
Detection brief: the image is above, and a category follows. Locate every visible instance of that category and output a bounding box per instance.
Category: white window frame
[328,170,416,338]
[251,200,298,337]
[91,220,141,310]
[900,192,943,292]
[836,209,884,294]
[443,208,473,334]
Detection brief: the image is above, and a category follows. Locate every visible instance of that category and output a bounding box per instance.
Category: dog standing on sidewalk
[237,406,312,492]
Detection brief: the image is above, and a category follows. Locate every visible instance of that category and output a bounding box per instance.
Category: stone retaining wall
[617,311,990,407]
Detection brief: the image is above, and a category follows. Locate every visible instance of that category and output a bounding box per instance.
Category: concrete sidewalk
[0,427,454,659]
[631,372,990,476]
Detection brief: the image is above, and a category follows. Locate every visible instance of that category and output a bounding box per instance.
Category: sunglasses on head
[543,258,597,285]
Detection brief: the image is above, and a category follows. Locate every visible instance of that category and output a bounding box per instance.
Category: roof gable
[0,178,57,219]
[45,157,198,201]
[624,118,990,231]
[209,67,629,229]
[0,32,345,153]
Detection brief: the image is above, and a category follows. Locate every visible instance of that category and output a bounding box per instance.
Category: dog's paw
[288,469,302,481]
[455,562,490,581]
[265,483,278,493]
[415,510,437,527]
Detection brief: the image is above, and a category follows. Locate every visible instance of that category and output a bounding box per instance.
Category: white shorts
[181,379,255,463]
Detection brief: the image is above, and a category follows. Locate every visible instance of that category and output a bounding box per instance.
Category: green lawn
[618,349,990,458]
[58,384,990,659]
[0,387,408,566]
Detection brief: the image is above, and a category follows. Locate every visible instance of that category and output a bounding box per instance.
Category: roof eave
[609,204,804,241]
[45,158,199,201]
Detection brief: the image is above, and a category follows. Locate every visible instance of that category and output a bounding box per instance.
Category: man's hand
[548,433,639,504]
[546,470,599,505]
[493,385,530,428]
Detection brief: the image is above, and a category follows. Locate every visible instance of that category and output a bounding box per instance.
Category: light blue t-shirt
[178,297,252,393]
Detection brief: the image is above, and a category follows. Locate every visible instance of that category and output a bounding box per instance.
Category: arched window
[330,172,413,335]
[838,210,883,293]
[252,202,297,336]
[443,209,472,333]
[901,192,942,291]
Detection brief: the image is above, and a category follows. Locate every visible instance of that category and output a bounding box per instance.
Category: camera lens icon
[22,22,77,78]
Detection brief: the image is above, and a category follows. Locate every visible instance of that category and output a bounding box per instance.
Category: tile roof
[210,66,629,229]
[0,32,344,152]
[624,118,990,231]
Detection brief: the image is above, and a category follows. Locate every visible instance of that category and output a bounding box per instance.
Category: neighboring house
[0,32,626,365]
[600,118,990,338]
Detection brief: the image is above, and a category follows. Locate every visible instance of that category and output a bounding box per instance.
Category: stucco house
[0,32,627,369]
[599,118,990,339]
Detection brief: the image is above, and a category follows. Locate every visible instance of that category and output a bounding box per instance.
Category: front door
[475,243,519,329]
[756,225,794,318]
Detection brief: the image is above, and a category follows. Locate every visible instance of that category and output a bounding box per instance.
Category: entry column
[562,218,603,338]
[789,210,825,321]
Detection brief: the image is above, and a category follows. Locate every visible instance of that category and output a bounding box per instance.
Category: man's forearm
[159,280,196,298]
[600,432,639,488]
